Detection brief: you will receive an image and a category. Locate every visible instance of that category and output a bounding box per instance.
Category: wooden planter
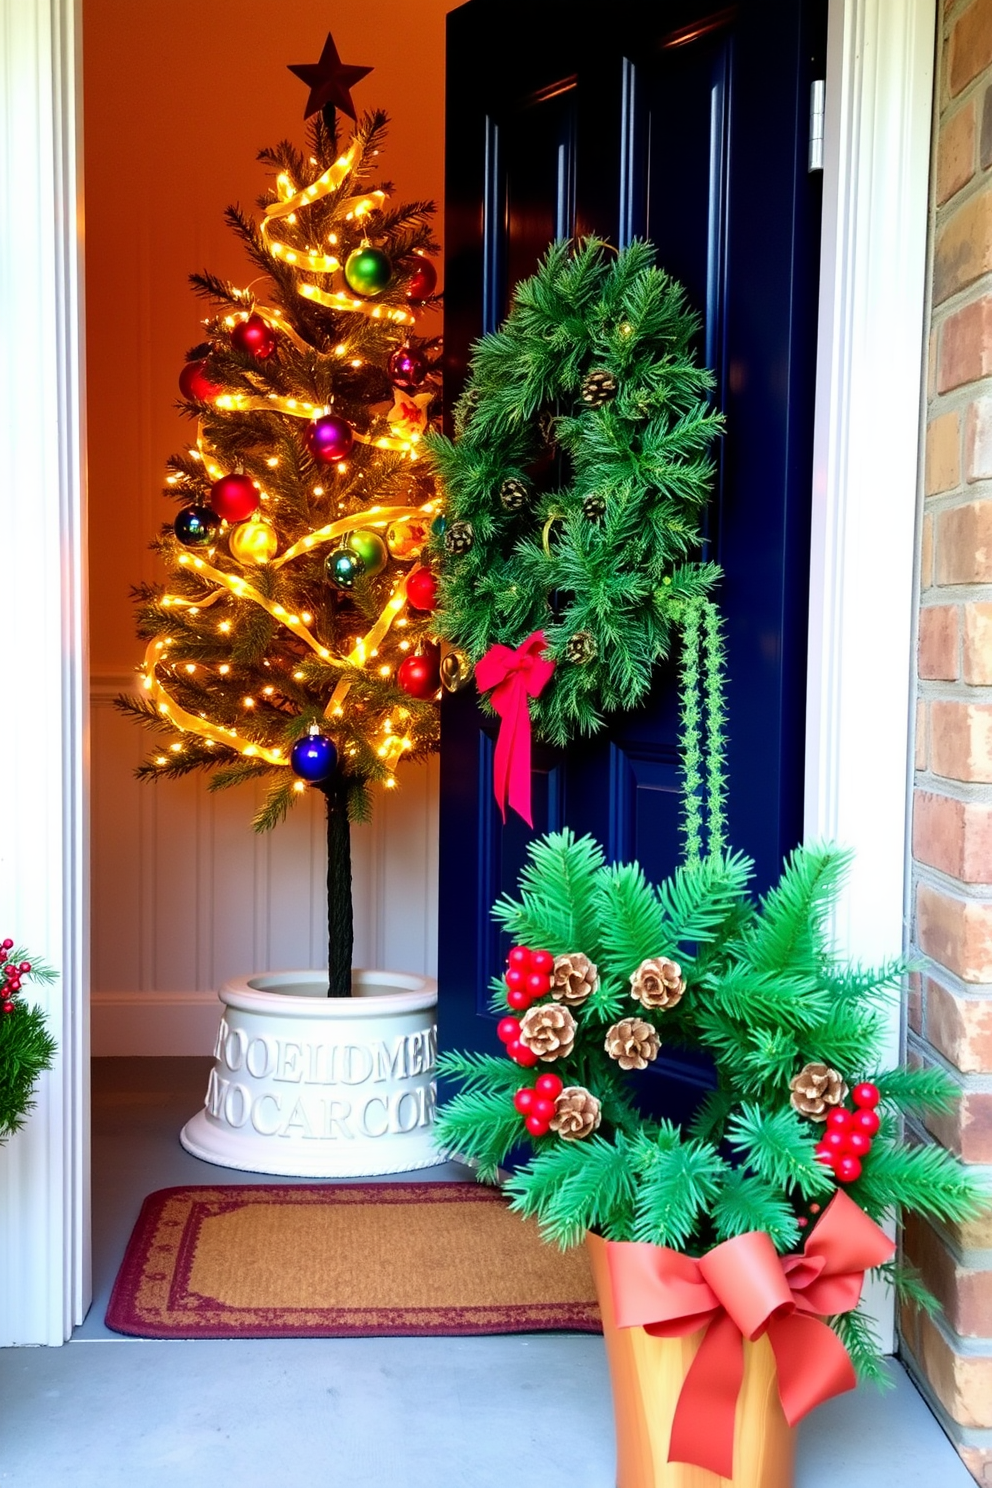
[586,1234,794,1488]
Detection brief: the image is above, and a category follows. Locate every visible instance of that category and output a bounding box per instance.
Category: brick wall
[903,3,992,1481]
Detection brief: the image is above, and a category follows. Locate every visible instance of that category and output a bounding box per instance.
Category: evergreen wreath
[0,942,57,1141]
[426,237,723,747]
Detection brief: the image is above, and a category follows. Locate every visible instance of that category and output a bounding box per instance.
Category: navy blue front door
[438,0,827,1114]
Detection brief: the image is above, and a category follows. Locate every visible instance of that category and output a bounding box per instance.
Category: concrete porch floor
[0,1058,975,1487]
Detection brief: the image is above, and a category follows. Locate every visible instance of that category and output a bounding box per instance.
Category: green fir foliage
[0,949,57,1140]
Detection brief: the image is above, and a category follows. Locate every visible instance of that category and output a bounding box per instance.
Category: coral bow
[475,631,555,827]
[605,1190,895,1480]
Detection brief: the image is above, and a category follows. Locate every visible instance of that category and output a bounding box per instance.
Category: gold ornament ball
[386,515,429,561]
[229,516,278,565]
[440,649,473,693]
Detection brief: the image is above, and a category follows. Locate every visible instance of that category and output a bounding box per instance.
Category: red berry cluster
[814,1082,880,1184]
[0,938,29,1015]
[496,1015,537,1067]
[503,945,554,1011]
[513,1073,564,1137]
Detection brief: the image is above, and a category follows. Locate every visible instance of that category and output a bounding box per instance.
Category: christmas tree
[117,35,442,995]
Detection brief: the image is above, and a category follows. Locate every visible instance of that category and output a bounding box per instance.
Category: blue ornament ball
[290,732,337,783]
[325,547,366,589]
[174,504,219,548]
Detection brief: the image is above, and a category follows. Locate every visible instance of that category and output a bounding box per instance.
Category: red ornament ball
[825,1108,854,1133]
[210,473,259,523]
[388,345,427,389]
[508,947,530,969]
[397,648,441,700]
[525,1113,550,1137]
[852,1082,880,1110]
[231,313,278,359]
[508,1040,538,1068]
[530,949,554,975]
[3,938,15,950]
[532,1096,556,1122]
[407,257,438,301]
[835,1154,863,1184]
[535,1073,563,1099]
[822,1129,847,1153]
[847,1131,873,1158]
[505,968,526,993]
[2,1000,14,1015]
[497,1016,521,1044]
[513,1088,535,1114]
[506,988,529,1011]
[179,359,221,402]
[406,567,438,613]
[814,1142,836,1169]
[854,1108,881,1137]
[526,972,551,998]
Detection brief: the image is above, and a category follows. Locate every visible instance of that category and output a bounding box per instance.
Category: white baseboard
[91,991,222,1056]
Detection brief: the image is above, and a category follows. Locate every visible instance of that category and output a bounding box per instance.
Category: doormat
[105,1182,602,1339]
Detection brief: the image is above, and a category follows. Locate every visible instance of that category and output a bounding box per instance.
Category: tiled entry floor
[0,1058,975,1488]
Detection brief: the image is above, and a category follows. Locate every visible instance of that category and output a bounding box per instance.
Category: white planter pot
[180,969,442,1178]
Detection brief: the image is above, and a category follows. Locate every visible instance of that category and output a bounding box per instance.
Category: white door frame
[0,0,89,1346]
[0,0,934,1343]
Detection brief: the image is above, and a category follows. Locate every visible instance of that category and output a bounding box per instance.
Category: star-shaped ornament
[387,389,433,441]
[288,33,372,121]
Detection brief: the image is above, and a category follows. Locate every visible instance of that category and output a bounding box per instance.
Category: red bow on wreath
[475,631,555,828]
[605,1189,895,1480]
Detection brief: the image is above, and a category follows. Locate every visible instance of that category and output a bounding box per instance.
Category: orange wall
[83,0,458,672]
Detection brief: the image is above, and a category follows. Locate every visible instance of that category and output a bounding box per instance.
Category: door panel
[440,0,827,1107]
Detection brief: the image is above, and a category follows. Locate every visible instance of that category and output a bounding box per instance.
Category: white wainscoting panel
[91,677,439,1055]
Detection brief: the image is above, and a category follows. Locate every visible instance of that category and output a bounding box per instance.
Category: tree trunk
[320,777,353,997]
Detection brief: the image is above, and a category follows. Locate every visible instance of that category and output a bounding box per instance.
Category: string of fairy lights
[143,125,440,788]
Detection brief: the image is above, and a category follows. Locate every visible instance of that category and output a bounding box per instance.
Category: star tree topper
[288,32,372,121]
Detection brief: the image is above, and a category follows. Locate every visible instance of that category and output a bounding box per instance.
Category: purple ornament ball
[306,414,355,465]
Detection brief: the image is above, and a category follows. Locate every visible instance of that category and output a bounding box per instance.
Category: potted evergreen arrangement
[435,653,982,1484]
[118,35,445,1177]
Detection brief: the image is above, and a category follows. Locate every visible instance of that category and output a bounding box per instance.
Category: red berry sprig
[504,945,554,1012]
[0,938,29,1015]
[512,1073,564,1137]
[496,1015,537,1067]
[814,1081,880,1184]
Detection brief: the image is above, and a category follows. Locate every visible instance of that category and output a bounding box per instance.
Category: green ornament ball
[430,513,448,539]
[345,528,388,577]
[344,246,391,297]
[325,547,366,590]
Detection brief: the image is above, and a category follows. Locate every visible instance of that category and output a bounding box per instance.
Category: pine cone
[551,952,599,1006]
[550,1086,602,1141]
[630,957,685,1011]
[582,492,606,522]
[605,1017,660,1071]
[580,369,618,408]
[444,520,474,555]
[500,476,530,511]
[789,1063,849,1121]
[518,1003,576,1061]
[565,630,597,665]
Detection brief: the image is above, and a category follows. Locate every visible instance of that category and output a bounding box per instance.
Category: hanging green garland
[426,237,723,752]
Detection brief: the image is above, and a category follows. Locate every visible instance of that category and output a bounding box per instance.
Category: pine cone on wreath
[565,630,597,665]
[500,476,530,512]
[550,1086,602,1141]
[605,1017,660,1071]
[630,957,685,1011]
[551,952,599,1006]
[789,1062,849,1121]
[518,1003,576,1061]
[580,369,618,408]
[582,492,606,522]
[444,520,474,555]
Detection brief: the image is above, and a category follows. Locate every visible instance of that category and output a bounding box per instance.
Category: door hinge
[809,79,825,173]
